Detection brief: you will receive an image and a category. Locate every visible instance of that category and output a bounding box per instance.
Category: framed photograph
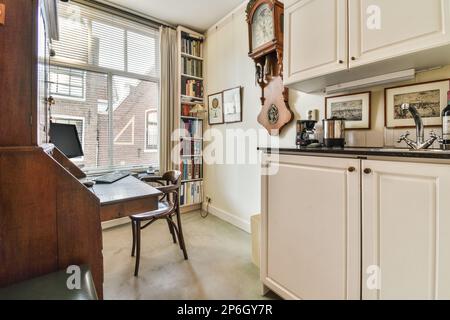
[385,79,450,128]
[325,92,371,130]
[223,87,242,123]
[208,92,224,125]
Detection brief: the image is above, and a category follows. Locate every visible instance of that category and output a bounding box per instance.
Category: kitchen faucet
[397,103,439,150]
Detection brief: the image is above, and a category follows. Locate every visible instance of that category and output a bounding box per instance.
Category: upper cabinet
[284,0,450,93]
[284,0,348,83]
[349,0,450,68]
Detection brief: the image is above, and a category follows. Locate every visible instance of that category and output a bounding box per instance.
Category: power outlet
[205,196,212,203]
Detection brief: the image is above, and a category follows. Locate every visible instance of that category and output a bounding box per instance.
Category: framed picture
[325,92,371,130]
[223,86,242,123]
[208,92,224,125]
[385,79,450,128]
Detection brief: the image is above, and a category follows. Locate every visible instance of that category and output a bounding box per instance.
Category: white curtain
[159,26,179,173]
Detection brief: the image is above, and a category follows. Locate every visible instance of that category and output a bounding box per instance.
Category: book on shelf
[181,79,203,98]
[194,157,201,179]
[180,139,202,157]
[180,180,203,206]
[181,57,203,78]
[193,140,202,155]
[180,157,202,181]
[181,118,203,138]
[181,32,203,57]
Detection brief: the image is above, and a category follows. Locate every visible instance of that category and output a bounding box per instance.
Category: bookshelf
[177,26,205,213]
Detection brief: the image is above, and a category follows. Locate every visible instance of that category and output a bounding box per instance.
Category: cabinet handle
[351,56,356,61]
[348,167,356,172]
[364,168,372,174]
[339,60,344,64]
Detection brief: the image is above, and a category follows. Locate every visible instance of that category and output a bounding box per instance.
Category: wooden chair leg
[167,216,177,243]
[175,209,188,260]
[134,221,141,277]
[131,220,136,257]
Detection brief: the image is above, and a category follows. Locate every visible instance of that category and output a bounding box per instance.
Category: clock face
[251,3,274,50]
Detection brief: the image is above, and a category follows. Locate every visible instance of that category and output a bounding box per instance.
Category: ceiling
[101,0,246,32]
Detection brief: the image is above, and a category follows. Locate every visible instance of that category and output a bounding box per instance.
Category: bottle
[442,90,450,147]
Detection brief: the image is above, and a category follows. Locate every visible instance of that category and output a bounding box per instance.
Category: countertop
[258,147,450,160]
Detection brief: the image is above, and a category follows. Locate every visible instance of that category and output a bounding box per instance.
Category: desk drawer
[100,197,159,222]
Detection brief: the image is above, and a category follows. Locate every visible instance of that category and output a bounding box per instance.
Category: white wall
[203,4,262,232]
[203,1,450,232]
[203,3,322,232]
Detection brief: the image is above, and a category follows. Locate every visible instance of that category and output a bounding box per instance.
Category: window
[50,66,86,100]
[52,2,159,77]
[145,110,158,151]
[50,1,160,171]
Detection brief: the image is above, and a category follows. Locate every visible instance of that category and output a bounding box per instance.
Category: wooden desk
[90,176,163,222]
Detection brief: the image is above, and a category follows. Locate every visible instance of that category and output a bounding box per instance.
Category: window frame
[144,109,159,153]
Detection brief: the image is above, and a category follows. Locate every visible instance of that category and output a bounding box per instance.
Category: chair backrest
[162,170,181,187]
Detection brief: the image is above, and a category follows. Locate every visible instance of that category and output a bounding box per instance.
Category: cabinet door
[284,0,348,85]
[349,0,450,68]
[362,160,450,300]
[261,155,361,299]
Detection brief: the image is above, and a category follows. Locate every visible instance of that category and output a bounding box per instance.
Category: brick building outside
[50,68,159,171]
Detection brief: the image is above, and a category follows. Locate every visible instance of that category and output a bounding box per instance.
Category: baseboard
[180,203,202,214]
[102,205,252,233]
[202,203,251,233]
[101,217,130,230]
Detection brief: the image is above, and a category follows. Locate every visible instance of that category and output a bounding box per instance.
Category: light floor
[102,211,278,300]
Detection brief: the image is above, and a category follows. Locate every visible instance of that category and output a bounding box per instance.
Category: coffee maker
[296,120,319,147]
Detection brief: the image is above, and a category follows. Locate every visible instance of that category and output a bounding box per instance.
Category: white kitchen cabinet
[261,153,450,300]
[362,160,450,300]
[284,0,450,92]
[261,154,361,300]
[349,0,450,68]
[284,0,348,84]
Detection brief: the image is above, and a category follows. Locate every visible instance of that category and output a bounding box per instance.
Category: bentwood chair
[130,170,188,276]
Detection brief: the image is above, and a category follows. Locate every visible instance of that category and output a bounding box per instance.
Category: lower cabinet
[261,154,450,300]
[362,160,450,300]
[261,155,361,299]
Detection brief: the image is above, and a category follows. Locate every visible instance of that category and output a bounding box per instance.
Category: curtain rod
[70,0,176,30]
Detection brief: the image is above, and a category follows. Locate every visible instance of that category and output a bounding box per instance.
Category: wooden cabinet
[0,0,38,146]
[261,154,361,299]
[284,0,348,83]
[284,0,450,92]
[362,160,450,300]
[349,0,450,68]
[0,1,104,298]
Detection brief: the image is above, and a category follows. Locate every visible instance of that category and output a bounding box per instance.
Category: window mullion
[107,72,114,167]
[124,29,128,73]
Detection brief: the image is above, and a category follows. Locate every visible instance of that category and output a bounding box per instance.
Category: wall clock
[246,0,292,136]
